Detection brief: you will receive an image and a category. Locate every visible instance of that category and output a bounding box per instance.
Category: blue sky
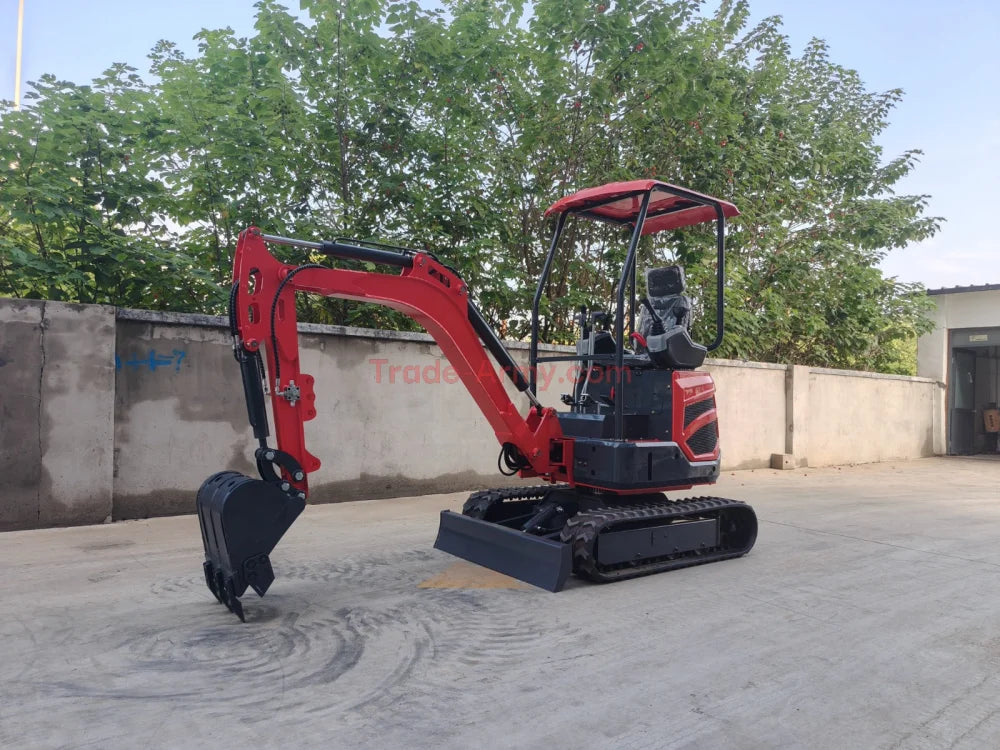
[2,0,998,288]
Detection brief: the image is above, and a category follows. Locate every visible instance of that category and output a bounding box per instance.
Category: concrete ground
[2,457,1000,749]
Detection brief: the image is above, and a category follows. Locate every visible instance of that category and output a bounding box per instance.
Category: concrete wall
[0,298,942,528]
[111,312,565,518]
[0,301,116,530]
[805,367,940,465]
[703,359,788,469]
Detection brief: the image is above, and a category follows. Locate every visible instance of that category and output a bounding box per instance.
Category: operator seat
[636,265,706,369]
[643,266,692,330]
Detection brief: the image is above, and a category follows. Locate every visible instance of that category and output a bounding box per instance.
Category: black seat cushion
[645,327,706,369]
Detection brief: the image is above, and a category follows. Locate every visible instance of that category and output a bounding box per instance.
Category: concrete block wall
[704,360,788,469]
[0,300,116,530]
[805,367,941,465]
[111,312,565,518]
[0,298,944,528]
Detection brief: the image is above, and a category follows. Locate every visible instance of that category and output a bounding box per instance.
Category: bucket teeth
[196,470,305,622]
[203,561,220,602]
[243,553,275,597]
[202,560,246,621]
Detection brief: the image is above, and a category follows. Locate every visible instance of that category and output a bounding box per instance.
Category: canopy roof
[544,180,739,235]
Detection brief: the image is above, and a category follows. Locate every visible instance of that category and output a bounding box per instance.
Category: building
[917,284,1000,455]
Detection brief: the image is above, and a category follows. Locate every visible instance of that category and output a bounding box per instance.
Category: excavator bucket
[196,471,305,621]
[434,511,573,592]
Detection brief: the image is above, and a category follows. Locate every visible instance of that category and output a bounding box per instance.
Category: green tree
[0,0,939,373]
[0,68,218,308]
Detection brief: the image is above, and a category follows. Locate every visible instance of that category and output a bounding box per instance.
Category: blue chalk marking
[118,349,188,372]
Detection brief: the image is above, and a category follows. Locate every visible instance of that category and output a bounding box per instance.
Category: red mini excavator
[197,180,758,620]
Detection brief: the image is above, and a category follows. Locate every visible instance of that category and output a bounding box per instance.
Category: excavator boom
[230,228,567,488]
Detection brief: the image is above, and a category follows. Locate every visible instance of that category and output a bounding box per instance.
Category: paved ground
[2,457,1000,749]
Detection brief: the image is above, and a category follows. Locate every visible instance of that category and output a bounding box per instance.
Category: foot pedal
[196,471,305,621]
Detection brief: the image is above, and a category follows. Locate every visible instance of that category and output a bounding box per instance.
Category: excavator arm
[230,227,569,491]
[198,227,569,619]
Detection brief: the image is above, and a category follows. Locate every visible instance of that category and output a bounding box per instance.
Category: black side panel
[567,366,673,440]
[596,518,719,565]
[572,439,719,490]
[558,413,652,440]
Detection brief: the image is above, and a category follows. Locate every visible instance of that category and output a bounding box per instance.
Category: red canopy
[544,179,739,235]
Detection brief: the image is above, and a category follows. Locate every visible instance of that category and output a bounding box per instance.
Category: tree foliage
[0,0,939,373]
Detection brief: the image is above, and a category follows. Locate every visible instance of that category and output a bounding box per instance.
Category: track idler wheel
[196,471,305,621]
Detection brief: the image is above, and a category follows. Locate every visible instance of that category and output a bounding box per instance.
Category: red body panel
[671,370,721,462]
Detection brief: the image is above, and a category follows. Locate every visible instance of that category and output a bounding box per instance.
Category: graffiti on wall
[115,349,188,373]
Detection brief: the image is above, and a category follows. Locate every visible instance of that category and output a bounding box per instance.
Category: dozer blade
[196,471,305,621]
[434,510,572,592]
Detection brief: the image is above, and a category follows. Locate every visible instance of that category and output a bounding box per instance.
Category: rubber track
[560,496,757,583]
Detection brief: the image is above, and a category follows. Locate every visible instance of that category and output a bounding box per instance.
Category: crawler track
[459,486,757,584]
[561,496,758,582]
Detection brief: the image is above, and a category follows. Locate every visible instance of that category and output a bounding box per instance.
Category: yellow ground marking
[418,560,529,590]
